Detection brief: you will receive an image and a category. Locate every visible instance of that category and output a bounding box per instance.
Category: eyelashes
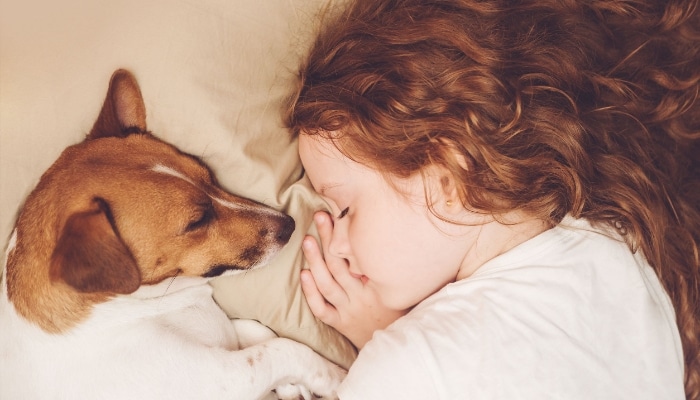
[337,207,349,219]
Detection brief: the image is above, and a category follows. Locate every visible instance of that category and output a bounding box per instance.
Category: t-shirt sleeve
[337,327,439,400]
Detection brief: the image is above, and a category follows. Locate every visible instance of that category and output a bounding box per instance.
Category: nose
[327,219,351,259]
[260,213,295,245]
[275,214,295,244]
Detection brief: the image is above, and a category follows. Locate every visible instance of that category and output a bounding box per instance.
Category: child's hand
[300,211,407,349]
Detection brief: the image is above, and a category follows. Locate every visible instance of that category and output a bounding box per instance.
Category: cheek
[346,208,462,310]
[348,206,434,275]
[348,223,395,270]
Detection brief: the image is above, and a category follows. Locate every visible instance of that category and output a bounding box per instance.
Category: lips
[349,270,369,285]
[202,265,243,278]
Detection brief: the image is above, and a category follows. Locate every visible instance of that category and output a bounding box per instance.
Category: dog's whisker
[159,269,183,300]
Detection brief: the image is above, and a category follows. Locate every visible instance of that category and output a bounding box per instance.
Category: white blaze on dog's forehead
[211,196,285,217]
[151,164,196,185]
[151,164,285,217]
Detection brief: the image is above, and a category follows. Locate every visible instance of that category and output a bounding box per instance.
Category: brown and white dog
[0,70,345,400]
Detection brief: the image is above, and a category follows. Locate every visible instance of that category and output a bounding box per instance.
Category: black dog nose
[275,215,295,243]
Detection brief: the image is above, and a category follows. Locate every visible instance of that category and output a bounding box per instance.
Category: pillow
[0,0,356,369]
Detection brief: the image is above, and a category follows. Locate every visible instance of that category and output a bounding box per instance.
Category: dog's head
[5,70,295,331]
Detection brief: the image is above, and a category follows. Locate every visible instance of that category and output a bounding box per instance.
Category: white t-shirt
[338,216,685,399]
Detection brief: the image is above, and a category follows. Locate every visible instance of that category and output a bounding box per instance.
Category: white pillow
[0,0,356,369]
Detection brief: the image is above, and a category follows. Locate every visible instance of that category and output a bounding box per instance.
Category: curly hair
[286,0,700,396]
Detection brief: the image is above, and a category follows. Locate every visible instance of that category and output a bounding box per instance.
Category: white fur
[0,254,344,400]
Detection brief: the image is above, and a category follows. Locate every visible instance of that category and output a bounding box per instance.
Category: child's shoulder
[467,215,633,277]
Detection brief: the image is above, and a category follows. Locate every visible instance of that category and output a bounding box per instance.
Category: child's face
[298,134,471,311]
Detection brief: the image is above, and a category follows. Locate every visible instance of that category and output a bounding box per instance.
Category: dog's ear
[88,69,147,140]
[50,199,141,294]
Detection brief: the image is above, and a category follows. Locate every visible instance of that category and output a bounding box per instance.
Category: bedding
[0,0,356,369]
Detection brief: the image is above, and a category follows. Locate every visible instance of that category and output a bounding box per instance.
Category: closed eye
[186,202,215,232]
[337,207,349,219]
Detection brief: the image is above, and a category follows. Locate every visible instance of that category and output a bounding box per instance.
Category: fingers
[300,269,340,327]
[301,211,365,332]
[302,233,348,302]
[313,211,335,265]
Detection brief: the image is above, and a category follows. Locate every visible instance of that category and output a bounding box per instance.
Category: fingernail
[314,212,326,224]
[302,237,313,250]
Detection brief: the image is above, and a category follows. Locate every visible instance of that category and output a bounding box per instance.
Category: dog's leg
[231,318,277,348]
[134,290,344,399]
[68,329,344,400]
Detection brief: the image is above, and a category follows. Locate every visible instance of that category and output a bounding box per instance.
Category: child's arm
[300,211,406,349]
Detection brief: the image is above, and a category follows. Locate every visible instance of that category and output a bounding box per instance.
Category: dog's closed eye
[185,202,216,232]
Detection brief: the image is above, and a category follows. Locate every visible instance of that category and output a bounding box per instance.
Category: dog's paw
[260,338,347,400]
[272,361,345,399]
[274,383,311,399]
[274,381,343,400]
[299,359,346,400]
